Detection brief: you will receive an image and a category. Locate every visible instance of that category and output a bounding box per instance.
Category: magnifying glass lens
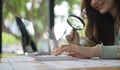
[67,15,85,30]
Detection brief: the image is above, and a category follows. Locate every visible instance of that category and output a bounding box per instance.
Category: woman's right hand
[52,44,94,59]
[66,29,80,45]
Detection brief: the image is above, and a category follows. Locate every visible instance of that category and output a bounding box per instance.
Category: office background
[0,0,2,56]
[2,0,84,54]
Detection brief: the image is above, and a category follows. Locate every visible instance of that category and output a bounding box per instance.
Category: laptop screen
[15,16,58,55]
[15,16,37,54]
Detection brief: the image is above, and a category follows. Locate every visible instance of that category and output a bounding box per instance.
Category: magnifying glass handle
[69,28,76,44]
[67,28,78,45]
[71,28,80,45]
[73,28,76,35]
[68,28,76,45]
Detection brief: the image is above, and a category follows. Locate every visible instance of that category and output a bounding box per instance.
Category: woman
[52,0,120,59]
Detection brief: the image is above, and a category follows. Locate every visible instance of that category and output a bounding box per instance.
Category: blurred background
[2,0,85,54]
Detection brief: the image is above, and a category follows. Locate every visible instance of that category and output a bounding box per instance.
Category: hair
[81,0,120,45]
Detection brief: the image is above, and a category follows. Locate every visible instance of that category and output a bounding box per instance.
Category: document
[41,57,120,69]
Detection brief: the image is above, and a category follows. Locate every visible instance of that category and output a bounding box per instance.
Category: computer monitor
[15,16,37,54]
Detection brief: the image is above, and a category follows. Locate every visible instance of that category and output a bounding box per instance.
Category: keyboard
[29,54,77,61]
[1,55,35,63]
[1,54,77,62]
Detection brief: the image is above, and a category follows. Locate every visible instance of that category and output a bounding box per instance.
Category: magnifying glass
[67,15,85,40]
[67,15,85,30]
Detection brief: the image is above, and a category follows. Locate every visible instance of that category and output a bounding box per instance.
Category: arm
[79,40,120,59]
[99,45,120,59]
[52,44,100,58]
[54,30,120,59]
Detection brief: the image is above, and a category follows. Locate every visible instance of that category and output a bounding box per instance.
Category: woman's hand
[66,29,80,45]
[52,44,99,59]
[66,51,91,59]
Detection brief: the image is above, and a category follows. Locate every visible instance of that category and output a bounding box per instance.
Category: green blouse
[100,30,120,59]
[80,30,120,59]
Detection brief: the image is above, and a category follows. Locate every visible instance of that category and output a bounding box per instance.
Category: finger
[66,52,75,57]
[70,29,74,35]
[74,31,78,37]
[52,45,69,56]
[66,35,70,41]
[51,48,57,54]
[76,55,91,59]
[66,51,74,54]
[70,30,76,38]
[73,30,79,39]
[67,52,77,57]
[66,52,82,58]
[71,30,79,42]
[74,31,80,44]
[66,35,72,43]
[67,52,90,59]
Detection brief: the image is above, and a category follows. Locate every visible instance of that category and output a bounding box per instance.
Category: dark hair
[81,0,120,45]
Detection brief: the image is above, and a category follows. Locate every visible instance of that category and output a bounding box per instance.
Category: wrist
[92,45,100,57]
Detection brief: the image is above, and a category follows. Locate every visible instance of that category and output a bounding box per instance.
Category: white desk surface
[0,55,120,70]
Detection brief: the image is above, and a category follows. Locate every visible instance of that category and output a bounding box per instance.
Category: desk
[67,67,120,70]
[0,55,120,70]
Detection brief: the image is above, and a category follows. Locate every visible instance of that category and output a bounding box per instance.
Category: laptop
[15,16,77,61]
[15,16,37,54]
